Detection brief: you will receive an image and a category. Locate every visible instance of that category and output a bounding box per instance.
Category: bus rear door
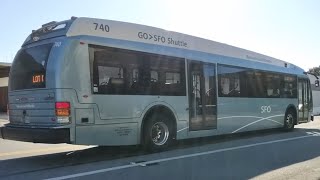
[298,78,312,123]
[188,61,217,130]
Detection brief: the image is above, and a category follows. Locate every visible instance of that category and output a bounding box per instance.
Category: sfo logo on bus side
[261,106,272,113]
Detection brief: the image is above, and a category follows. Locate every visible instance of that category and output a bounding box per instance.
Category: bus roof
[24,17,303,72]
[66,17,301,70]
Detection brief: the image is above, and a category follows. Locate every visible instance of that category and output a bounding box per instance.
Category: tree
[308,66,320,76]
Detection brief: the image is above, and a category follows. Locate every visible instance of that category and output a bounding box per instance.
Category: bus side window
[220,77,230,95]
[265,73,281,98]
[150,70,158,82]
[218,65,244,97]
[130,68,140,93]
[97,66,124,94]
[219,75,240,97]
[150,70,160,95]
[282,75,297,98]
[89,44,186,96]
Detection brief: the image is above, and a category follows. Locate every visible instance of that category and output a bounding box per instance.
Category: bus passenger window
[89,44,186,96]
[218,65,243,97]
[132,69,139,83]
[282,76,297,98]
[97,66,124,94]
[165,72,180,84]
[219,75,240,96]
[151,71,158,82]
[98,66,123,85]
[265,74,281,98]
[220,77,230,95]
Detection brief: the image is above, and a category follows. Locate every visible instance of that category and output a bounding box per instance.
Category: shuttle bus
[0,17,315,151]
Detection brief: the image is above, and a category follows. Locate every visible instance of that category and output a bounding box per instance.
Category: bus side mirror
[316,80,319,87]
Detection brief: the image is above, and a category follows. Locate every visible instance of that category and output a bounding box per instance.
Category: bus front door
[298,79,311,123]
[189,61,217,130]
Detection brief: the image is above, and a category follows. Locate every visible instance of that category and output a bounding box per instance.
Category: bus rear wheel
[284,110,295,131]
[143,114,173,152]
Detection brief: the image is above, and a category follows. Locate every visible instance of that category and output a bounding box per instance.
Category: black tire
[284,110,295,131]
[143,113,174,152]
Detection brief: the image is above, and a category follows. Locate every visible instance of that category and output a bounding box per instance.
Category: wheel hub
[286,114,293,128]
[151,122,169,146]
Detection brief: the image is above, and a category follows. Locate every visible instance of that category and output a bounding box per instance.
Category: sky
[0,0,319,71]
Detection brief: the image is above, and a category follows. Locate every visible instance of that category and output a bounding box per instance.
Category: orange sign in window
[32,74,45,84]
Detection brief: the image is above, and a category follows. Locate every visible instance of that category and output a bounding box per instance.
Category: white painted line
[46,134,317,180]
[130,162,147,167]
[46,164,137,180]
[0,146,91,158]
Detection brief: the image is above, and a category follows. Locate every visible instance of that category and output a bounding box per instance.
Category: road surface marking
[0,146,89,158]
[46,134,317,180]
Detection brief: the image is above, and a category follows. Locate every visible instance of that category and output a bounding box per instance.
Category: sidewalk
[0,113,8,126]
[0,113,8,119]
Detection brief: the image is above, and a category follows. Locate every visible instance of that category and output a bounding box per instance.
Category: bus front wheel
[284,110,295,131]
[143,114,174,151]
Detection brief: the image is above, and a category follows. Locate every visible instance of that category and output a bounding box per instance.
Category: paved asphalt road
[1,117,320,180]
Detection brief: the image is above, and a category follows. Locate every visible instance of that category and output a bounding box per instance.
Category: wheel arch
[140,104,178,144]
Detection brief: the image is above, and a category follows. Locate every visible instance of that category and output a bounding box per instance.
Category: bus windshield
[9,43,53,90]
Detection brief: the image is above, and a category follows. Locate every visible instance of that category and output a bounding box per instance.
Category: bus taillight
[55,102,70,109]
[55,102,70,116]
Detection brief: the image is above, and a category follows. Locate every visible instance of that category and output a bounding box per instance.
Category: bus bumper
[0,126,70,143]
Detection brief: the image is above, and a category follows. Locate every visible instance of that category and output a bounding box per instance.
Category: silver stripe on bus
[177,115,284,133]
[231,114,284,133]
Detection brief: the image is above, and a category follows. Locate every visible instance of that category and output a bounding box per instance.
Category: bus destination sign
[32,74,45,84]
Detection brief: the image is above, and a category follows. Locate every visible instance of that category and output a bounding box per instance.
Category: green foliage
[308,66,320,76]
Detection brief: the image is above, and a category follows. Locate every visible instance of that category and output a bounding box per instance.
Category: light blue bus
[0,17,316,151]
